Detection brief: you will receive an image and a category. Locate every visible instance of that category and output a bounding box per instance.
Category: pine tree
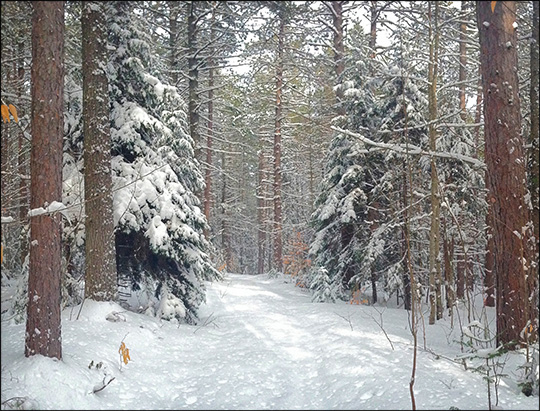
[25,0,64,360]
[478,0,536,347]
[309,130,369,298]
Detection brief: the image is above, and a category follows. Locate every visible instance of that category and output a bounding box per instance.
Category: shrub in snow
[1,267,29,324]
[310,266,337,303]
[266,268,283,279]
[155,282,187,322]
[456,321,520,409]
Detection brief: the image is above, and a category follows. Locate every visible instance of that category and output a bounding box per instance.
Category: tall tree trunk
[273,8,285,272]
[369,1,380,304]
[25,0,64,360]
[529,0,539,263]
[168,1,179,87]
[456,254,465,300]
[428,2,442,324]
[331,1,346,117]
[203,7,215,240]
[187,1,200,163]
[479,50,494,307]
[257,148,266,274]
[221,148,232,271]
[401,172,411,311]
[459,1,468,121]
[442,216,455,310]
[477,1,535,347]
[82,1,117,301]
[369,1,378,59]
[526,0,539,339]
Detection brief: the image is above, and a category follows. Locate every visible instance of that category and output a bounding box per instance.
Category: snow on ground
[1,273,538,410]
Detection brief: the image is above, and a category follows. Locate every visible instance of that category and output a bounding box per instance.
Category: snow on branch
[331,126,486,169]
[27,201,72,223]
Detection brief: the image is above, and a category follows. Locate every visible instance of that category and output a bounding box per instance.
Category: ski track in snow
[1,273,537,410]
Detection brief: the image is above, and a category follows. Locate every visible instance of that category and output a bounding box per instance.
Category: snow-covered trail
[196,273,377,409]
[1,273,537,410]
[179,274,530,410]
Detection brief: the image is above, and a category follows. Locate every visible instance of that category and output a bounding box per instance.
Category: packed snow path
[1,273,537,410]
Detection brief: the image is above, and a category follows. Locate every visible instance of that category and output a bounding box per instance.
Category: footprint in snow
[185,396,197,405]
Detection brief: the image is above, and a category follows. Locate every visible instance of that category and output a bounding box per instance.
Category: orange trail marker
[119,341,131,365]
[8,104,18,123]
[1,105,10,123]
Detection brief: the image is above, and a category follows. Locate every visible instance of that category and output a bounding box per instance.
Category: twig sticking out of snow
[92,376,115,394]
[334,312,354,331]
[193,312,219,333]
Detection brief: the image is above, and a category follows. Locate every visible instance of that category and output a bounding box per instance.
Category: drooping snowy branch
[27,201,72,223]
[331,126,486,169]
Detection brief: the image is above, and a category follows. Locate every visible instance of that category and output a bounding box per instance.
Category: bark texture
[82,1,118,301]
[529,0,539,262]
[477,0,535,346]
[25,0,64,360]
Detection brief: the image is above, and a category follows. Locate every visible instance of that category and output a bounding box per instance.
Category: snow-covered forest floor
[1,273,538,410]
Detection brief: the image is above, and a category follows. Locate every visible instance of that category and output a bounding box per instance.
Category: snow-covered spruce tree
[308,128,369,300]
[310,266,337,303]
[370,67,429,306]
[335,27,431,308]
[307,4,369,301]
[107,1,219,324]
[340,21,391,304]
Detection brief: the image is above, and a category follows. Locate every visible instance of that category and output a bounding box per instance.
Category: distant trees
[0,1,32,277]
[271,2,286,272]
[25,0,64,359]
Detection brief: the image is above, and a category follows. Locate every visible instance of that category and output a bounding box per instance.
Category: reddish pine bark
[477,1,534,347]
[25,1,65,360]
